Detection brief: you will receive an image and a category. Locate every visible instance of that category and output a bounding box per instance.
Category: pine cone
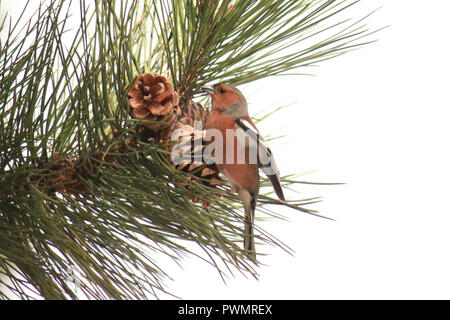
[170,124,223,206]
[178,100,209,127]
[127,73,179,130]
[158,100,207,145]
[40,153,87,195]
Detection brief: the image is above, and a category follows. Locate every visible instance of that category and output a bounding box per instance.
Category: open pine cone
[127,73,180,130]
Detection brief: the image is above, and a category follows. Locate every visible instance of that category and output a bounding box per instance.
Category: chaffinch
[202,84,285,258]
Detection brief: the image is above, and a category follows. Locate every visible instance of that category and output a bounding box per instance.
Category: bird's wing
[235,119,285,201]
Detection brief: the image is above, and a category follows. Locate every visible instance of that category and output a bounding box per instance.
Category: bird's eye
[219,88,226,94]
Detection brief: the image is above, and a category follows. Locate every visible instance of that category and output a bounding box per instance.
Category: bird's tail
[242,190,257,259]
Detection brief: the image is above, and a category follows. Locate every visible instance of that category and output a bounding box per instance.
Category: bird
[201,83,285,258]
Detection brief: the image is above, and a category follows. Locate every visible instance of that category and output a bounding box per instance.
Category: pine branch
[0,0,379,299]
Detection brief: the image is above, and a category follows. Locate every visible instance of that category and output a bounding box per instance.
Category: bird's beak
[200,86,215,96]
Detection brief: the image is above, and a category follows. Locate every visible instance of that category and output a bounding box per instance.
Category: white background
[3,0,450,299]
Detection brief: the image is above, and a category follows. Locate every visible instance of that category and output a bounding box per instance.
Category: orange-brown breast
[206,111,259,192]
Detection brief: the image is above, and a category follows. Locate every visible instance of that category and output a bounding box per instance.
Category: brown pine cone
[127,73,179,130]
[40,153,87,195]
[178,100,209,127]
[170,124,223,192]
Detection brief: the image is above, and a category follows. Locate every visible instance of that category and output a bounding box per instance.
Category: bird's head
[201,84,248,119]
